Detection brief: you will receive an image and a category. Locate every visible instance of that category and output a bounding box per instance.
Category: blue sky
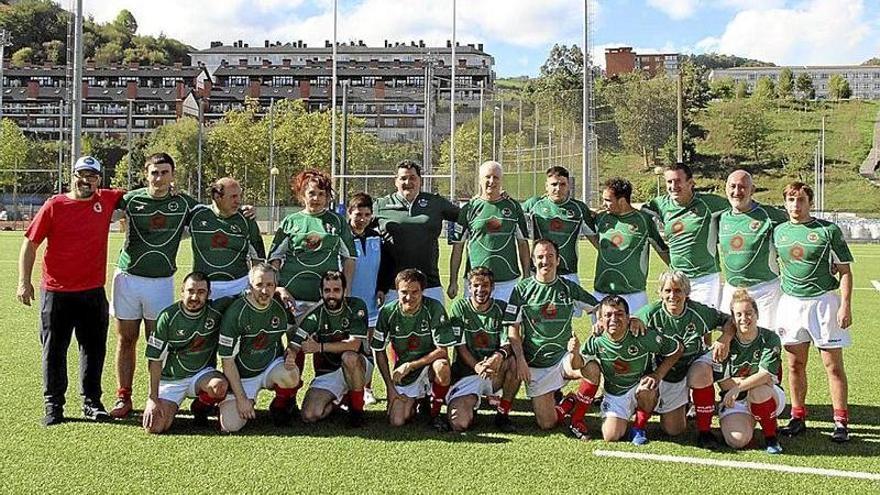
[70,0,880,76]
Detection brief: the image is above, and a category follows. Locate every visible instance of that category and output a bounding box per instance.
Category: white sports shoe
[364,388,377,405]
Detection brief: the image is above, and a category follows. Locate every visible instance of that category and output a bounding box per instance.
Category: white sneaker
[364,388,377,405]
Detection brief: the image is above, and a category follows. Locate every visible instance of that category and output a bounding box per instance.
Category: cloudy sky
[60,0,880,76]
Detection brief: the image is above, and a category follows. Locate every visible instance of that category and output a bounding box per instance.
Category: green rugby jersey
[374,192,460,289]
[291,297,370,376]
[218,296,291,379]
[145,300,227,381]
[718,203,788,288]
[521,196,595,276]
[593,209,668,294]
[452,196,529,282]
[636,300,726,383]
[189,206,265,282]
[448,297,508,377]
[642,192,728,279]
[268,209,356,302]
[773,218,854,298]
[503,276,598,368]
[581,328,679,396]
[713,327,782,384]
[370,298,458,386]
[117,188,201,278]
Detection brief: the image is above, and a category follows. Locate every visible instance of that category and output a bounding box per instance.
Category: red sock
[555,393,576,423]
[791,405,807,420]
[634,409,651,430]
[273,385,297,400]
[117,387,132,399]
[498,399,512,415]
[431,382,449,417]
[692,386,716,433]
[750,398,778,438]
[570,381,599,425]
[197,391,222,406]
[833,408,849,426]
[349,389,365,412]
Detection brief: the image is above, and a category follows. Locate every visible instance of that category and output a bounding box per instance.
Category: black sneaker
[430,414,450,432]
[82,400,111,422]
[494,412,516,433]
[697,431,721,450]
[831,424,850,443]
[416,397,433,423]
[190,399,214,427]
[779,418,807,437]
[269,396,298,426]
[42,404,64,427]
[347,409,365,429]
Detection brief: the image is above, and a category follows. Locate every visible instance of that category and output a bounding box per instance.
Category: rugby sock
[430,382,449,417]
[833,408,849,427]
[750,397,778,438]
[555,394,576,423]
[569,381,599,425]
[116,387,132,399]
[197,391,222,406]
[692,386,716,433]
[273,385,297,401]
[791,405,807,420]
[497,399,513,416]
[634,409,652,430]
[349,389,365,412]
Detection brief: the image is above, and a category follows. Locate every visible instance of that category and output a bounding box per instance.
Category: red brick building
[605,47,680,78]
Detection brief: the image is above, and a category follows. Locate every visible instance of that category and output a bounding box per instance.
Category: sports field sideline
[2,232,879,493]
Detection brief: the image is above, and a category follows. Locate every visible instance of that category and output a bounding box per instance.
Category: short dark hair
[603,177,633,203]
[546,166,569,178]
[467,266,495,287]
[146,152,175,171]
[395,268,427,290]
[321,270,347,291]
[783,181,814,203]
[348,192,373,212]
[396,159,422,177]
[533,238,559,257]
[664,162,693,180]
[182,271,211,293]
[599,294,630,315]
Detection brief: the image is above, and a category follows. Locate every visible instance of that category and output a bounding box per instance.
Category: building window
[162,77,183,87]
[271,76,296,86]
[228,76,249,87]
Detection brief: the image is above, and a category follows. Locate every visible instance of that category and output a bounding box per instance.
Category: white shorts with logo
[600,385,639,420]
[655,353,713,414]
[222,356,285,403]
[385,286,446,306]
[111,269,175,320]
[526,353,572,398]
[210,276,249,300]
[447,375,496,409]
[395,366,432,399]
[720,278,781,330]
[689,272,722,310]
[463,278,518,305]
[775,292,851,349]
[719,384,786,420]
[158,367,218,406]
[592,290,649,319]
[310,358,374,401]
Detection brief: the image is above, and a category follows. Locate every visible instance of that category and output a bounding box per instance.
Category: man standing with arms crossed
[18,156,124,426]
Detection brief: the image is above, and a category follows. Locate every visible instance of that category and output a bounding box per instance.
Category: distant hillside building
[708,65,880,100]
[605,47,680,77]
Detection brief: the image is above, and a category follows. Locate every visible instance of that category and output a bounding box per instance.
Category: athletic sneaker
[347,409,365,428]
[779,418,807,437]
[269,396,298,426]
[363,388,377,406]
[190,399,214,427]
[42,404,64,427]
[697,431,721,450]
[568,420,589,441]
[631,428,649,446]
[416,397,432,423]
[82,399,111,422]
[831,424,850,443]
[109,395,133,419]
[766,436,783,454]
[430,414,450,432]
[494,412,516,433]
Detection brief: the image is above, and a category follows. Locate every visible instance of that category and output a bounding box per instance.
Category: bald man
[189,177,266,299]
[717,170,788,328]
[449,161,530,304]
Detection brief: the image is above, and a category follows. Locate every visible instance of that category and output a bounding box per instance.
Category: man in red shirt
[17,156,125,426]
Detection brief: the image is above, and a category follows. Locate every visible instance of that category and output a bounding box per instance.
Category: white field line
[593,450,880,481]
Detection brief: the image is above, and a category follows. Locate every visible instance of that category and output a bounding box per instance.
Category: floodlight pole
[330,0,338,196]
[0,30,12,120]
[70,0,84,163]
[449,0,457,200]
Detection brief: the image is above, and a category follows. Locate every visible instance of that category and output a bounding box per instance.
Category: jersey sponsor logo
[736,365,752,377]
[671,220,685,235]
[219,335,234,347]
[205,318,216,330]
[474,331,491,349]
[149,212,167,230]
[190,335,207,352]
[549,218,564,232]
[730,235,744,251]
[407,335,421,351]
[252,332,269,350]
[612,358,630,374]
[541,302,558,319]
[93,202,103,213]
[807,232,819,243]
[270,316,281,328]
[486,218,503,233]
[305,233,323,250]
[611,233,625,248]
[750,220,761,232]
[789,245,805,261]
[211,232,229,249]
[418,198,429,208]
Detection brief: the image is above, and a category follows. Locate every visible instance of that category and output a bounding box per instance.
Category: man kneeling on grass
[289,271,372,428]
[217,263,301,432]
[143,272,231,433]
[579,295,682,445]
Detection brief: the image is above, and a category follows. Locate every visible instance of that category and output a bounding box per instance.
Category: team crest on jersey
[486,218,503,233]
[168,201,180,212]
[541,302,558,319]
[565,209,575,218]
[628,224,638,233]
[686,322,697,333]
[750,220,761,231]
[93,202,103,213]
[420,319,430,331]
[671,221,685,235]
[357,309,365,319]
[790,245,805,260]
[418,198,429,208]
[753,350,761,360]
[807,232,819,243]
[549,218,564,232]
[502,208,512,217]
[211,232,229,249]
[342,317,350,328]
[270,316,281,328]
[730,235,744,251]
[612,358,630,374]
[205,318,216,330]
[627,345,640,356]
[150,212,167,230]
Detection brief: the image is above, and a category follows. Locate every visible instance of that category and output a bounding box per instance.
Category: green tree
[777,68,794,99]
[680,60,711,109]
[735,80,749,99]
[795,73,815,99]
[730,101,772,161]
[709,77,735,100]
[41,40,64,64]
[94,41,124,65]
[0,118,30,187]
[604,74,677,167]
[828,74,852,100]
[752,76,776,100]
[10,46,34,66]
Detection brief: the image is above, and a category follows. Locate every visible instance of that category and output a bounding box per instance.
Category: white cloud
[646,0,700,20]
[695,0,874,65]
